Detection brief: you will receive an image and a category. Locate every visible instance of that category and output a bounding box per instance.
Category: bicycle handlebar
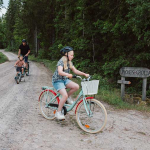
[72,75,92,81]
[14,65,25,68]
[18,56,26,60]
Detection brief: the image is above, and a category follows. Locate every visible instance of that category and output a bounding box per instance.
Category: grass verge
[29,55,57,72]
[0,52,8,64]
[29,55,150,112]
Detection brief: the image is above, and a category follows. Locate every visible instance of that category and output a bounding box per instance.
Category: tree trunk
[92,35,95,62]
[83,11,85,37]
[34,26,38,57]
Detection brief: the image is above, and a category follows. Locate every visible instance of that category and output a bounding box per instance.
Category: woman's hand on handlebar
[67,74,91,80]
[84,73,89,78]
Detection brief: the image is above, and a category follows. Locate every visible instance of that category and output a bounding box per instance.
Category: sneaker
[66,97,74,104]
[55,111,65,120]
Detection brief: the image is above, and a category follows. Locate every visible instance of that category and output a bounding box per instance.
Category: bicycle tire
[76,99,107,134]
[39,90,59,120]
[16,79,19,84]
[19,76,21,82]
[28,62,29,75]
[15,76,19,84]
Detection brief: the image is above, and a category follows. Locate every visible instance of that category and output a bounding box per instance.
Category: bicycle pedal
[48,103,58,107]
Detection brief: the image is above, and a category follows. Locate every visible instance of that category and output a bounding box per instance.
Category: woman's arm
[58,66,72,78]
[71,66,89,77]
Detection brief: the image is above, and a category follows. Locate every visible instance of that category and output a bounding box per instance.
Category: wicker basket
[81,80,99,95]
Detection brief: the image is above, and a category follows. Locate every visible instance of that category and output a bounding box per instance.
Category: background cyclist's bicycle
[14,66,25,84]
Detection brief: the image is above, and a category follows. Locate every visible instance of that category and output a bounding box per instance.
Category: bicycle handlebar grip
[72,75,77,78]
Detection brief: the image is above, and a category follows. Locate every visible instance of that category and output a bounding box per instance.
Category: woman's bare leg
[58,88,68,112]
[66,81,79,97]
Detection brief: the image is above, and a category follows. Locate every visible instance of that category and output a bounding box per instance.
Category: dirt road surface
[0,49,150,150]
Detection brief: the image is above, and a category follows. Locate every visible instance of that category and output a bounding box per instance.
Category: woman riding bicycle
[52,46,89,120]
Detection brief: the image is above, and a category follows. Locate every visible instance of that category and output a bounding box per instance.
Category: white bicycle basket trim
[81,80,99,95]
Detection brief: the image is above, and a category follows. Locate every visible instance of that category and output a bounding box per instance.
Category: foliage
[30,55,150,111]
[0,52,8,64]
[0,0,3,7]
[0,0,150,91]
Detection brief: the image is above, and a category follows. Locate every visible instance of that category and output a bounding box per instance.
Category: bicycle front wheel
[16,77,19,84]
[39,90,59,120]
[76,99,107,133]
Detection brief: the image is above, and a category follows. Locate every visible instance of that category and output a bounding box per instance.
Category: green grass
[29,55,57,72]
[96,88,150,111]
[29,55,150,112]
[0,52,8,64]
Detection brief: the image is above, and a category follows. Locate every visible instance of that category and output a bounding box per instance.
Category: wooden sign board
[119,67,150,78]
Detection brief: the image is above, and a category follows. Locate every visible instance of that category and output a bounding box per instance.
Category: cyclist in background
[52,46,89,120]
[14,55,25,77]
[18,39,30,70]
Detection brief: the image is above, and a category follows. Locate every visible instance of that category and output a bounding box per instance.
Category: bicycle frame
[43,88,94,116]
[14,66,26,84]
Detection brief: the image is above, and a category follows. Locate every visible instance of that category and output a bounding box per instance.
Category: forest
[0,0,150,90]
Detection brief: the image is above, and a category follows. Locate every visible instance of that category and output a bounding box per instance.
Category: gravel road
[0,49,150,150]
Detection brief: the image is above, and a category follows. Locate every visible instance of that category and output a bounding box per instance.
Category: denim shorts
[52,79,71,91]
[23,56,28,63]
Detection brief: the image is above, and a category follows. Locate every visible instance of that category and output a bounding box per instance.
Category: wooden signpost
[118,67,150,101]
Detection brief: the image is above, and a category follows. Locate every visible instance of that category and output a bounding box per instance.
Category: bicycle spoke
[39,90,59,120]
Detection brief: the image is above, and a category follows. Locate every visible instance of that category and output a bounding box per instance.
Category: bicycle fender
[38,89,60,103]
[75,97,94,114]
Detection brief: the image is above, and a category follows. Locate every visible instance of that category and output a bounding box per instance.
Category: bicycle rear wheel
[39,90,59,120]
[76,99,107,133]
[27,62,29,75]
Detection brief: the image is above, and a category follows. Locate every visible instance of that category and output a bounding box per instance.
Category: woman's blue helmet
[60,46,73,56]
